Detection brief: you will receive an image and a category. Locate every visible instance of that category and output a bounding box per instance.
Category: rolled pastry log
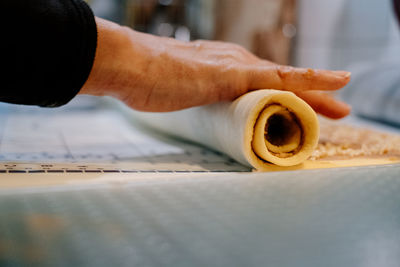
[129,89,319,170]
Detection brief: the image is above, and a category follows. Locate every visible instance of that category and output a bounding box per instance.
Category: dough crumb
[310,120,400,160]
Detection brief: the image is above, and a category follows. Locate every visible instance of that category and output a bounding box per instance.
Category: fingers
[249,65,351,92]
[295,91,351,119]
[247,64,351,119]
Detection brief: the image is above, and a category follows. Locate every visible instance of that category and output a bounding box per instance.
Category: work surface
[0,97,399,267]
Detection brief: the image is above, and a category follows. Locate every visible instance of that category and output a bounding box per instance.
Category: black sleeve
[0,0,97,107]
[394,0,400,28]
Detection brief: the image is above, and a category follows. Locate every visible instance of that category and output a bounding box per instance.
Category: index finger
[248,65,351,92]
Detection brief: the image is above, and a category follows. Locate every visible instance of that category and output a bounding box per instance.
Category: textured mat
[0,164,399,267]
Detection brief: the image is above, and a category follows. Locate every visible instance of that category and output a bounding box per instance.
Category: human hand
[81,18,351,119]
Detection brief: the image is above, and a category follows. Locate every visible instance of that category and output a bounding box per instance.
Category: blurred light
[175,26,191,42]
[158,0,173,6]
[157,23,174,37]
[282,23,297,38]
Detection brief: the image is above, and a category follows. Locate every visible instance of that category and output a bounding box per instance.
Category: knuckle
[275,65,294,90]
[191,39,208,49]
[220,54,239,66]
[230,43,247,53]
[276,65,293,79]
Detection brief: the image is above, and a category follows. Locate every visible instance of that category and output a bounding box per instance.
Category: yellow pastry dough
[130,89,319,170]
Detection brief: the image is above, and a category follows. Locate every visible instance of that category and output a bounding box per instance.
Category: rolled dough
[129,89,320,171]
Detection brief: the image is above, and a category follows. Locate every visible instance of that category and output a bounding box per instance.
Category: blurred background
[86,0,296,65]
[86,0,400,126]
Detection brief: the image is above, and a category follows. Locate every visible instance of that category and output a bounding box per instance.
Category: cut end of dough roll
[244,90,319,168]
[259,106,302,156]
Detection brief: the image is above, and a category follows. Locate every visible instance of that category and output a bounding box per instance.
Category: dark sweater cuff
[0,0,98,107]
[43,0,97,107]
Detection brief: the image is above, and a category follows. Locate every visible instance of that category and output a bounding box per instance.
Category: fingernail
[334,71,351,78]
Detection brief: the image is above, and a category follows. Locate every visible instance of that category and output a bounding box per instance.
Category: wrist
[79,17,129,96]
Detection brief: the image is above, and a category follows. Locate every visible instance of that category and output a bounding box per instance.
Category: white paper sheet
[0,97,250,178]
